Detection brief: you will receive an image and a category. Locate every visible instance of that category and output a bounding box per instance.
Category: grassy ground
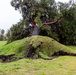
[0,41,7,48]
[0,56,76,75]
[68,46,76,50]
[0,37,76,75]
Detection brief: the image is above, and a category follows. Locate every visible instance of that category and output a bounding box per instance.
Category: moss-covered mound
[0,36,76,62]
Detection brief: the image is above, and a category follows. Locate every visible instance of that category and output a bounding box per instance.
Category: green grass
[0,37,76,75]
[0,36,76,59]
[0,41,7,48]
[68,46,76,50]
[0,56,76,75]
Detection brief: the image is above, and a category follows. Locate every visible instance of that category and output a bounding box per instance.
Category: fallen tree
[0,36,76,62]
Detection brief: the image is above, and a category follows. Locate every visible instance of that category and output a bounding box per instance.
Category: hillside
[0,36,76,75]
[0,41,7,48]
[0,36,76,62]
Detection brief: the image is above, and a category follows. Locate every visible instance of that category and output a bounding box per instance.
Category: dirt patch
[0,54,16,62]
[0,49,76,62]
[52,50,76,56]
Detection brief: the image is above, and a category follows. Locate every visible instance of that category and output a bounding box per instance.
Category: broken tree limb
[43,20,58,25]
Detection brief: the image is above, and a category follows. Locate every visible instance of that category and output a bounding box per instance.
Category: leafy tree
[9,0,76,45]
[11,0,57,19]
[0,29,5,40]
[6,20,31,43]
[1,29,5,35]
[9,0,59,42]
[57,1,76,45]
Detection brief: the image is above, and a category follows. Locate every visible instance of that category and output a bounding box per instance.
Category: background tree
[0,29,5,41]
[57,1,76,45]
[6,20,31,43]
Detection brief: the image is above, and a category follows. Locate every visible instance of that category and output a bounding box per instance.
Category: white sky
[0,0,70,33]
[0,0,22,33]
[56,0,70,3]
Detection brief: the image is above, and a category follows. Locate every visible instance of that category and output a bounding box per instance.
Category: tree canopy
[7,0,76,45]
[11,0,57,20]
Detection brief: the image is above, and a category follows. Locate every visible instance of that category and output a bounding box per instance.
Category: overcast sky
[0,0,70,33]
[0,0,22,33]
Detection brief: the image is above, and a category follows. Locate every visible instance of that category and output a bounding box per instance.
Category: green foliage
[6,20,30,43]
[9,0,58,43]
[58,2,76,45]
[11,0,57,19]
[10,0,76,45]
[40,26,59,41]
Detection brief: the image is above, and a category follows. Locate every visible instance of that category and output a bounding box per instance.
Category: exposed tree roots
[25,43,76,60]
[0,43,76,62]
[52,50,76,56]
[0,54,16,62]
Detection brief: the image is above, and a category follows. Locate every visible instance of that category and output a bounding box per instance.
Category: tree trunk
[31,26,40,36]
